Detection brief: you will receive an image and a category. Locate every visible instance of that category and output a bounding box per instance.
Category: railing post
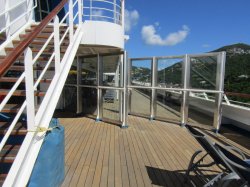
[150,57,157,120]
[90,0,92,20]
[54,16,61,74]
[113,0,116,23]
[24,48,35,130]
[97,54,103,121]
[181,54,190,126]
[122,51,128,128]
[213,52,226,133]
[26,0,33,22]
[121,0,125,28]
[69,0,74,41]
[77,56,83,114]
[119,56,124,121]
[127,58,131,113]
[5,0,10,39]
[78,0,83,25]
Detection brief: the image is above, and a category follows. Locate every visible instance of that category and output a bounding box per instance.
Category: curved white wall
[81,21,125,49]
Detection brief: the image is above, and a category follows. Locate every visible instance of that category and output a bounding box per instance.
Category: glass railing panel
[155,90,181,122]
[102,89,121,121]
[130,88,151,117]
[188,92,215,127]
[157,58,183,88]
[131,59,152,87]
[102,54,122,87]
[189,56,217,90]
[82,87,97,116]
[63,85,77,112]
[66,58,77,84]
[82,57,97,86]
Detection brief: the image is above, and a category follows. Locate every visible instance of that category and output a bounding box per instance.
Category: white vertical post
[26,0,33,22]
[127,58,131,114]
[113,0,116,23]
[122,51,128,128]
[54,16,61,74]
[5,0,10,39]
[78,0,83,24]
[77,56,83,114]
[24,48,35,130]
[90,0,92,20]
[150,57,157,120]
[181,54,190,126]
[213,52,226,133]
[115,61,120,99]
[96,54,103,121]
[119,56,124,121]
[121,0,125,27]
[69,0,74,42]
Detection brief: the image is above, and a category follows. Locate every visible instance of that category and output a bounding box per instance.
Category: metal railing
[0,0,83,186]
[129,52,226,132]
[64,51,128,126]
[83,0,123,25]
[0,0,37,39]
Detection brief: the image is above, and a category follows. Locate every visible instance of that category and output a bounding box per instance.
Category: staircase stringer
[3,27,83,187]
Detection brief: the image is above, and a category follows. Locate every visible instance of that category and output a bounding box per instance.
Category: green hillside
[215,43,250,103]
[132,43,250,103]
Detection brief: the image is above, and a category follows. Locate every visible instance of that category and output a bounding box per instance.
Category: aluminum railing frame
[129,52,226,132]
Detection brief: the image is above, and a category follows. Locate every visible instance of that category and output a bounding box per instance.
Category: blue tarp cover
[28,119,65,187]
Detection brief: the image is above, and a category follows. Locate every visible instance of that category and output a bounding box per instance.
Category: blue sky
[124,0,250,58]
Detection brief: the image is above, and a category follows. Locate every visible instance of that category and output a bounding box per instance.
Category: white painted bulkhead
[81,21,125,49]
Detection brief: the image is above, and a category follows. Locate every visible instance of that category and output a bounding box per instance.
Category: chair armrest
[223,145,246,160]
[185,125,205,138]
[217,149,250,172]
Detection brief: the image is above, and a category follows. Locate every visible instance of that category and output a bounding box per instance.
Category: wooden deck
[58,115,250,187]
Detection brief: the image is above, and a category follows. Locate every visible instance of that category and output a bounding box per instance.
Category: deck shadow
[146,166,223,187]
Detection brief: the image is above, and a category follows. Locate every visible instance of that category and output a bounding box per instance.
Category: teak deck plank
[60,116,243,187]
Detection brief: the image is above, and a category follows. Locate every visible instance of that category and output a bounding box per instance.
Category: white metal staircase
[0,0,83,186]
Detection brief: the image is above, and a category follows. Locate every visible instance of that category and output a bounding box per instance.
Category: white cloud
[125,9,139,32]
[154,22,160,27]
[202,44,211,48]
[141,25,190,46]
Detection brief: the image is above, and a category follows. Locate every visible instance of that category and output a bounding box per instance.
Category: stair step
[0,155,15,163]
[0,121,26,129]
[25,27,70,34]
[0,174,7,184]
[0,77,52,83]
[0,125,27,135]
[1,104,22,113]
[0,89,45,97]
[5,47,67,55]
[20,33,53,39]
[30,24,70,29]
[14,55,58,62]
[8,66,55,71]
[13,40,70,48]
[0,145,21,158]
[30,24,76,30]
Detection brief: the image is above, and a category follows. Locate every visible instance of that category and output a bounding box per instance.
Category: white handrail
[83,0,123,25]
[1,0,83,185]
[60,27,70,44]
[0,73,25,112]
[0,102,27,153]
[32,34,54,63]
[0,0,27,17]
[0,0,37,38]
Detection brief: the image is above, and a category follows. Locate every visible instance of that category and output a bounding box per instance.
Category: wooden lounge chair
[185,124,250,187]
